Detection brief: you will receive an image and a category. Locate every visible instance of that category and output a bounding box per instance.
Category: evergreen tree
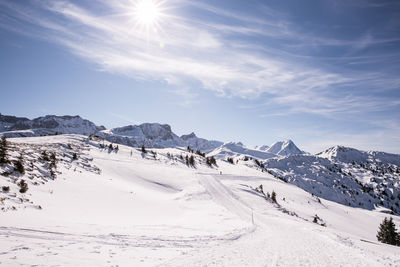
[0,136,9,164]
[271,190,277,203]
[189,155,195,166]
[141,145,147,153]
[49,152,57,178]
[14,154,25,174]
[377,217,400,246]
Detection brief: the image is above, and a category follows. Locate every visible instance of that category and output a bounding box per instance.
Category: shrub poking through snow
[254,159,264,168]
[141,145,147,153]
[196,150,205,157]
[72,153,78,160]
[18,179,28,194]
[2,186,10,193]
[206,156,216,167]
[41,151,50,161]
[227,157,234,164]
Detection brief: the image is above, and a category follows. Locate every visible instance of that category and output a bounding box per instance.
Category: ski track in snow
[197,173,254,222]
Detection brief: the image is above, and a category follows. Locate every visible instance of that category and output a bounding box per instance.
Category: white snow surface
[0,135,399,266]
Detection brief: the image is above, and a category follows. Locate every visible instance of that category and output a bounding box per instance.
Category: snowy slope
[1,135,399,266]
[0,115,105,137]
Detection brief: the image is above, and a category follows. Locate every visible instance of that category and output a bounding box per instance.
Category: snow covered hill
[263,146,400,215]
[0,115,105,137]
[0,134,399,266]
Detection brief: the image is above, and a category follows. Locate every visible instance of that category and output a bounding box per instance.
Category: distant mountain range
[0,114,305,156]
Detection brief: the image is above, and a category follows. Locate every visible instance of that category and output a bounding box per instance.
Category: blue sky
[0,0,399,153]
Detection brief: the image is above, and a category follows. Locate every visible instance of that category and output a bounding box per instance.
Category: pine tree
[0,136,9,164]
[189,155,195,166]
[376,217,400,246]
[49,152,57,178]
[313,215,318,224]
[14,154,25,174]
[271,190,277,203]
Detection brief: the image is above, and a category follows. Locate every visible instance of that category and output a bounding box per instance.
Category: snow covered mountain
[266,139,306,156]
[263,146,400,214]
[180,132,223,153]
[98,123,183,148]
[98,123,222,151]
[0,114,105,137]
[209,140,307,161]
[0,114,30,132]
[318,145,400,166]
[208,141,277,160]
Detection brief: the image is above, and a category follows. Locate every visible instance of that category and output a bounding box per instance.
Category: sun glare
[135,0,161,26]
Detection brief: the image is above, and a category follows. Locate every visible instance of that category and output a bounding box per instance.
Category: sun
[134,0,161,26]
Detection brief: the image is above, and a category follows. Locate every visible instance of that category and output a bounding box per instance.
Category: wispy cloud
[0,0,399,118]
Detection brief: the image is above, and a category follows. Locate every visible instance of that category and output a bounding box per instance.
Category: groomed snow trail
[197,173,254,223]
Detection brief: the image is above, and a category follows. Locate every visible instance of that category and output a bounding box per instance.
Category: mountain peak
[267,139,305,156]
[181,132,197,140]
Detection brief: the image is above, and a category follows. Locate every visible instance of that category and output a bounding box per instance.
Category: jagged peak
[181,132,197,140]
